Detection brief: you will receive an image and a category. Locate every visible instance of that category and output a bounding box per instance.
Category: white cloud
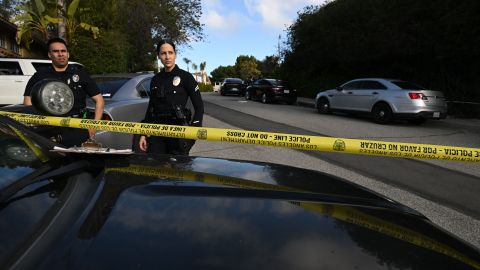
[202,1,251,35]
[243,0,329,30]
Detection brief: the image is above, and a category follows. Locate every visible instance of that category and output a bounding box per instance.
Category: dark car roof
[1,115,480,270]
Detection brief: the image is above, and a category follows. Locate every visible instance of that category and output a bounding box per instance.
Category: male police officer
[23,37,104,147]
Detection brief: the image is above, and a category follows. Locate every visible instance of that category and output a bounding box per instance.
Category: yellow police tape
[1,111,479,163]
[106,164,480,269]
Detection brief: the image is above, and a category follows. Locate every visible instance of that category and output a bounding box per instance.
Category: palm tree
[191,63,198,72]
[54,0,99,41]
[14,0,55,48]
[183,57,191,72]
[199,61,210,84]
[15,0,98,47]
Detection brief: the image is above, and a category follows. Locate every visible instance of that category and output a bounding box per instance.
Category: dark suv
[219,78,246,96]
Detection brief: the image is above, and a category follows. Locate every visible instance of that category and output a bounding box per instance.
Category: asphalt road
[192,92,480,248]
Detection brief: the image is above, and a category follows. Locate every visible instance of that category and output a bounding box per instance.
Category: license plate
[232,88,238,91]
[284,90,290,93]
[433,112,440,118]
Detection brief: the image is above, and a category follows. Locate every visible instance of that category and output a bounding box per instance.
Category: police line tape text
[360,142,479,157]
[226,131,311,143]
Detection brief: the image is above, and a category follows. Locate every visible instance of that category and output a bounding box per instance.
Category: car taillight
[271,87,282,93]
[408,93,426,100]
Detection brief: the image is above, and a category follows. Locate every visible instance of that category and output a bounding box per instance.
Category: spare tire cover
[31,79,74,116]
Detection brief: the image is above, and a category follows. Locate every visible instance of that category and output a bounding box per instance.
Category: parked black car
[1,114,480,270]
[245,78,297,105]
[220,77,246,96]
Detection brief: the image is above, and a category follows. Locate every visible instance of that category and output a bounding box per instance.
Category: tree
[199,61,209,83]
[118,0,203,72]
[210,65,237,81]
[235,55,261,80]
[191,63,198,72]
[54,0,99,42]
[183,57,191,72]
[0,0,17,19]
[14,0,56,47]
[14,0,98,48]
[260,55,280,78]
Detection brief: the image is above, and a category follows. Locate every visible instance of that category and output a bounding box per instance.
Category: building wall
[0,17,47,59]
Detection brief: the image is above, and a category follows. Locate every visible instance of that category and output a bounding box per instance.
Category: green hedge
[198,83,213,92]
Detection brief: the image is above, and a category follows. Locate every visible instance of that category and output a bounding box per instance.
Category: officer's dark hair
[47,37,68,50]
[156,39,176,54]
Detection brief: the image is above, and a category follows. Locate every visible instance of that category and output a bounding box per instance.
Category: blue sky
[177,0,328,76]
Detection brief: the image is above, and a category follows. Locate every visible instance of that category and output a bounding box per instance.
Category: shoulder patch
[195,85,200,92]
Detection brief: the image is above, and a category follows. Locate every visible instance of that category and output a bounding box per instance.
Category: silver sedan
[87,73,153,149]
[315,78,448,124]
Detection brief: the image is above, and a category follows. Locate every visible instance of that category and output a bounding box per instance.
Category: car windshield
[94,77,130,98]
[390,80,425,90]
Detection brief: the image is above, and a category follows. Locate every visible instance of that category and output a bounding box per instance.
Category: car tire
[245,91,251,100]
[317,98,330,114]
[261,93,269,104]
[372,103,393,124]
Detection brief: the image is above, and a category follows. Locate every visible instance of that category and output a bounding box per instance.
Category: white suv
[0,58,81,106]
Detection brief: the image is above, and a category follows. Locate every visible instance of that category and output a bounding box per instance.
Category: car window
[342,81,363,90]
[226,78,242,84]
[94,77,131,98]
[0,61,23,75]
[361,80,387,90]
[137,78,151,98]
[390,81,425,90]
[31,62,53,72]
[266,79,284,86]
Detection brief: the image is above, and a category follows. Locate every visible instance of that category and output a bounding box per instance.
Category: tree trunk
[57,0,66,41]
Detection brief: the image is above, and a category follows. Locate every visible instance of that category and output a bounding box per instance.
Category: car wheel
[245,91,251,100]
[408,118,427,125]
[372,103,393,124]
[317,98,330,114]
[261,93,269,104]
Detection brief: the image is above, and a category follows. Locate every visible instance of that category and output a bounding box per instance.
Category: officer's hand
[88,129,96,138]
[139,136,148,152]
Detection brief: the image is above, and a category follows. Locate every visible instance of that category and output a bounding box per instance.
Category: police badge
[72,74,80,82]
[173,76,181,86]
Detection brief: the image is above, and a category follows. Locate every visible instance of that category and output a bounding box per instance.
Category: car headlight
[31,80,74,116]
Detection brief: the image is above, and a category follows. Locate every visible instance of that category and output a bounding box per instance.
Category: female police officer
[139,39,204,155]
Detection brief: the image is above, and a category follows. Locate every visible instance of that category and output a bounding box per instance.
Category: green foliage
[282,0,480,103]
[210,65,237,81]
[69,30,128,74]
[235,55,261,80]
[0,0,17,19]
[198,82,213,92]
[118,0,203,72]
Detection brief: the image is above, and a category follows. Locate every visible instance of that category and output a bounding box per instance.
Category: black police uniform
[24,65,100,147]
[143,64,204,155]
